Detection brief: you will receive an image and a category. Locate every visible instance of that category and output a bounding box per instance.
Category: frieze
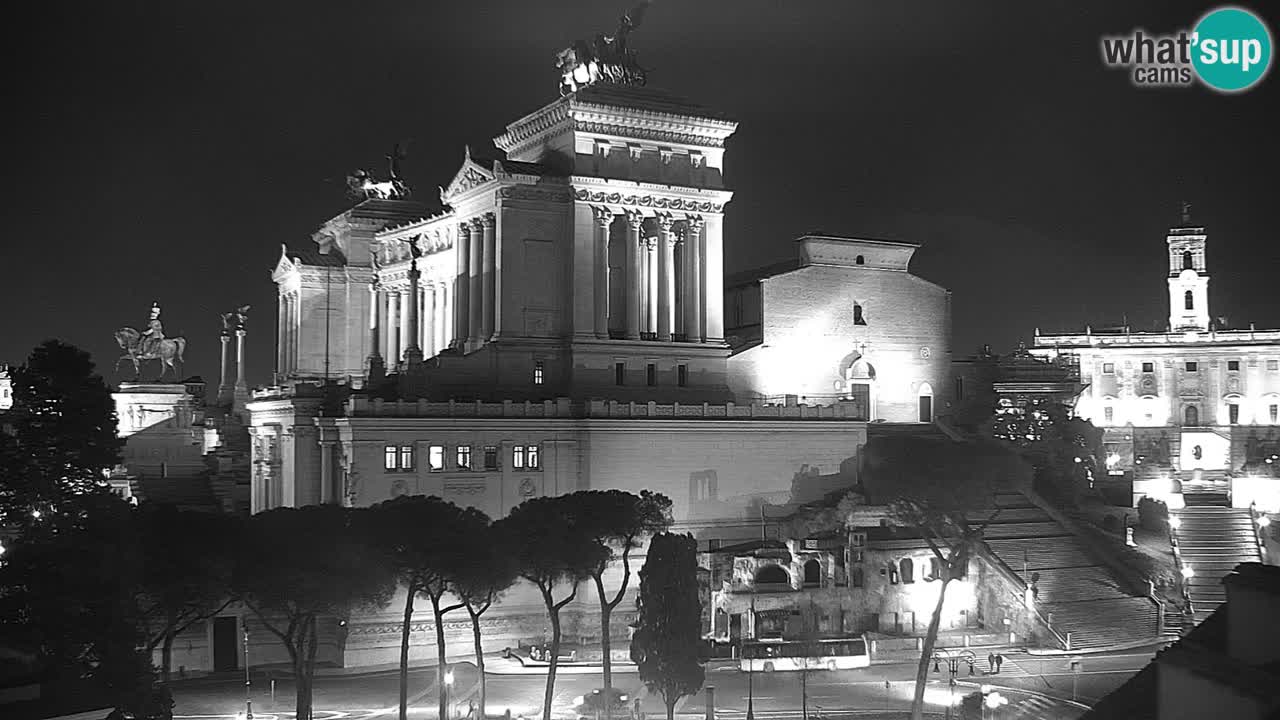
[573,189,722,214]
[573,120,726,149]
[498,186,574,204]
[444,482,487,496]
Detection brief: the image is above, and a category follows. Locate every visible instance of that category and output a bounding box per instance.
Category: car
[571,687,632,717]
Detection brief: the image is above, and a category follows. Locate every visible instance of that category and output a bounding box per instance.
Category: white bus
[739,637,871,672]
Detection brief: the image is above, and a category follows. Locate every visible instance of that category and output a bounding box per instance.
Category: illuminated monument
[248,5,952,668]
[1032,207,1280,509]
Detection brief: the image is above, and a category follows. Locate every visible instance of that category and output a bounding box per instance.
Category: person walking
[994,653,1004,674]
[987,652,995,674]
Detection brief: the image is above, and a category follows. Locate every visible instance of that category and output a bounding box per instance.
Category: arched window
[928,557,943,581]
[851,567,864,588]
[899,558,915,584]
[853,304,867,325]
[1184,405,1199,427]
[754,564,789,585]
[855,255,865,265]
[803,559,821,586]
[1183,251,1194,270]
[1185,291,1194,310]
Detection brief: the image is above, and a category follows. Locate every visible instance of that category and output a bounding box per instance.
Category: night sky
[4,1,1278,386]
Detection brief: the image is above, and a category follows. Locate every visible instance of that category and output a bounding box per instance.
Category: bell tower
[1167,203,1209,332]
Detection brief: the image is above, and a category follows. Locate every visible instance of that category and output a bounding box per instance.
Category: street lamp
[745,594,756,720]
[932,651,974,720]
[444,666,455,720]
[242,626,253,720]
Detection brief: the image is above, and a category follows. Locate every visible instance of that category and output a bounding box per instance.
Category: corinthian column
[404,254,422,365]
[625,210,643,340]
[218,332,232,405]
[481,213,497,342]
[685,216,705,343]
[454,223,470,349]
[468,218,484,348]
[646,237,658,336]
[592,207,612,339]
[657,214,676,342]
[386,290,400,362]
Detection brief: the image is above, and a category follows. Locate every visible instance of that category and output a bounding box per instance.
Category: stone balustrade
[1036,328,1280,347]
[342,396,868,420]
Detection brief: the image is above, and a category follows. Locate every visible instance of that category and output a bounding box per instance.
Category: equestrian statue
[115,302,187,381]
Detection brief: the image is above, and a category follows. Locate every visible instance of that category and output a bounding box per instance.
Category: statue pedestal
[114,383,206,480]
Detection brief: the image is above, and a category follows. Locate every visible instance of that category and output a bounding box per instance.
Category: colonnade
[595,208,708,342]
[368,279,456,364]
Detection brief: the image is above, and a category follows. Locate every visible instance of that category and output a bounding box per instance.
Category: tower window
[1102,363,1115,374]
[1142,362,1154,373]
[855,255,865,265]
[1271,405,1278,424]
[1104,407,1114,424]
[853,304,866,325]
[1228,360,1240,372]
[615,362,625,386]
[1185,361,1198,372]
[1183,250,1194,270]
[1185,291,1194,311]
[533,361,545,385]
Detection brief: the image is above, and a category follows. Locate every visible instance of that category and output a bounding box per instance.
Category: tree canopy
[630,532,704,720]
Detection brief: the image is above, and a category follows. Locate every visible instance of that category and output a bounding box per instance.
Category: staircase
[1174,505,1262,623]
[1181,469,1231,507]
[980,493,1160,649]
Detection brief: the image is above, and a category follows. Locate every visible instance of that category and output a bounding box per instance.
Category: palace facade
[245,81,953,668]
[1031,217,1280,510]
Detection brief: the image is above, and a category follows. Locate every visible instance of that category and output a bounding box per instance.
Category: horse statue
[346,142,411,200]
[115,327,187,381]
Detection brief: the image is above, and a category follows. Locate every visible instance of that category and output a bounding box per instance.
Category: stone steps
[1172,506,1261,624]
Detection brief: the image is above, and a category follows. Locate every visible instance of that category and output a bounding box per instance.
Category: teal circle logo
[1192,7,1273,92]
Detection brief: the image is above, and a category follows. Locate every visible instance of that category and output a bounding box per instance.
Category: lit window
[678,364,688,387]
[1104,407,1114,424]
[484,446,498,470]
[1185,291,1194,311]
[646,363,656,386]
[1228,360,1240,372]
[384,445,397,471]
[527,444,540,469]
[428,446,444,472]
[1229,404,1240,425]
[456,445,472,470]
[615,362,625,386]
[399,445,415,471]
[1185,361,1198,372]
[514,445,525,469]
[533,361,545,385]
[1102,363,1115,374]
[1142,362,1154,373]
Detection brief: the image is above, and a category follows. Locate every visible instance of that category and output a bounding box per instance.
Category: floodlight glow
[31,509,41,519]
[1258,515,1271,528]
[1106,453,1121,468]
[1181,566,1194,579]
[1169,516,1182,530]
[985,692,1009,709]
[923,688,962,707]
[444,670,454,686]
[980,685,993,694]
[571,696,584,707]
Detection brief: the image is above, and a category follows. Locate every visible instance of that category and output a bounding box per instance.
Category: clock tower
[1167,204,1209,332]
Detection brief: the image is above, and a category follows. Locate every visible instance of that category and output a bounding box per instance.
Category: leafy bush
[1137,497,1169,531]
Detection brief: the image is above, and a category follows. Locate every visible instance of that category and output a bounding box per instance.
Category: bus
[739,636,870,672]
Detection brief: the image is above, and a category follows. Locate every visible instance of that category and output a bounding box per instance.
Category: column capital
[685,214,706,233]
[481,212,496,229]
[656,212,676,233]
[625,209,645,230]
[592,206,614,228]
[458,221,473,237]
[644,236,658,250]
[468,216,484,232]
[235,328,247,339]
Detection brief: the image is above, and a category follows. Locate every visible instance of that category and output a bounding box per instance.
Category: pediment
[440,147,495,203]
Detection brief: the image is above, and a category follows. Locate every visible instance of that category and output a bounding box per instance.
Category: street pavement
[169,647,1159,720]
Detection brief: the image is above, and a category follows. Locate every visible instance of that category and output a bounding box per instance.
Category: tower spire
[1180,200,1192,225]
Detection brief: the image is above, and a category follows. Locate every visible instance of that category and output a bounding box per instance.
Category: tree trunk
[665,695,676,720]
[541,594,562,720]
[469,608,487,720]
[293,619,313,720]
[161,630,176,683]
[910,577,953,720]
[400,586,417,720]
[432,599,450,720]
[596,575,614,720]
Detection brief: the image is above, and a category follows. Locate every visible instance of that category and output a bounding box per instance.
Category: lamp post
[243,626,253,720]
[444,666,455,720]
[932,651,974,720]
[746,595,755,720]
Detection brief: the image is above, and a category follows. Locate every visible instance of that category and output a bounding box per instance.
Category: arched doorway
[1184,404,1199,427]
[843,356,877,421]
[754,564,789,586]
[917,382,934,422]
[803,559,821,586]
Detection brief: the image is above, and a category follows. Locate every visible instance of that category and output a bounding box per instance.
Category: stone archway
[917,382,934,422]
[838,351,877,420]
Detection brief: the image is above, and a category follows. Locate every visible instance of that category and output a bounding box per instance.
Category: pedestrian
[987,652,995,674]
[994,653,1004,674]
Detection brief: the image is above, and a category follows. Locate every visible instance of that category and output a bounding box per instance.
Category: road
[169,647,1159,720]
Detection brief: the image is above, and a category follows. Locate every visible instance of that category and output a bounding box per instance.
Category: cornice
[570,181,730,215]
[494,100,572,154]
